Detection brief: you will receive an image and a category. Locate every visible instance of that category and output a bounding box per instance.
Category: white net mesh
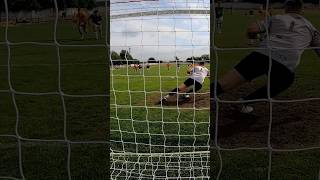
[110,0,210,179]
[1,0,320,179]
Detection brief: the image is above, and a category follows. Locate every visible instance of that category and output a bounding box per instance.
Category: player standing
[146,63,150,70]
[61,10,66,22]
[89,10,103,40]
[73,8,88,40]
[215,1,224,33]
[158,61,209,104]
[176,62,181,72]
[133,64,139,72]
[166,63,171,71]
[212,0,320,113]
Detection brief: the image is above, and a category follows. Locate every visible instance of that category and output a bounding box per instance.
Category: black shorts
[184,78,202,90]
[234,52,294,81]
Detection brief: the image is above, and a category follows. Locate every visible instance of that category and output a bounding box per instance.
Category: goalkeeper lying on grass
[212,0,320,113]
[158,61,209,105]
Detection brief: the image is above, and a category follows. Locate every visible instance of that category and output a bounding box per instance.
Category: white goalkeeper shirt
[255,13,320,72]
[190,65,209,84]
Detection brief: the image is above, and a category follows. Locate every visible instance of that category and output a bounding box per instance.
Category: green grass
[0,18,108,179]
[0,9,320,180]
[110,64,210,156]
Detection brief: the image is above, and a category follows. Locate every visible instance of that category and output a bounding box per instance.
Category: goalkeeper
[158,61,209,104]
[212,0,320,113]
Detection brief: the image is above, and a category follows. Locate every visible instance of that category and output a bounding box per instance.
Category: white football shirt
[255,13,320,71]
[190,65,209,84]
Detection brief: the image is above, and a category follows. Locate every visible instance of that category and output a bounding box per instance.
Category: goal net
[110,0,210,179]
[0,0,108,179]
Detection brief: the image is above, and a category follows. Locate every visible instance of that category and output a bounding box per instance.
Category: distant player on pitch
[212,0,320,113]
[158,61,209,104]
[89,10,103,40]
[145,63,150,70]
[215,1,224,33]
[73,8,88,40]
[166,63,171,71]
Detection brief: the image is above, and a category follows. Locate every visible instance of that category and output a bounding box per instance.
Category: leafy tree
[111,51,121,60]
[27,0,41,11]
[201,54,210,61]
[87,0,96,10]
[186,56,202,63]
[8,0,25,12]
[147,57,156,63]
[76,0,96,8]
[0,0,4,23]
[119,50,133,60]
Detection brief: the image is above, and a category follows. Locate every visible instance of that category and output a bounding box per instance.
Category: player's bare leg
[212,69,251,112]
[218,69,247,92]
[95,25,102,40]
[79,25,86,40]
[216,21,222,33]
[99,26,103,39]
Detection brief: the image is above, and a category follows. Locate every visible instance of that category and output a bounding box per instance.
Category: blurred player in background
[61,10,67,22]
[146,63,150,70]
[73,8,88,40]
[166,62,171,71]
[215,1,224,33]
[89,10,103,40]
[158,61,209,104]
[176,62,181,72]
[133,64,139,72]
[212,0,320,113]
[174,56,181,72]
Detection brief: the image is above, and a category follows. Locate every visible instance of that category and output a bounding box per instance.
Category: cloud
[111,0,210,61]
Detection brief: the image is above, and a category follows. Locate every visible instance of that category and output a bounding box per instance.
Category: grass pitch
[0,19,108,179]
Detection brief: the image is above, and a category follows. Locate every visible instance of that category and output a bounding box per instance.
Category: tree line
[111,50,139,65]
[111,50,210,65]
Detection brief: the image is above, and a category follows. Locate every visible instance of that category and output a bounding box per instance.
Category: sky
[110,0,210,61]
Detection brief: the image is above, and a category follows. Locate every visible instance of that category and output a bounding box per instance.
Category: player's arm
[311,30,320,57]
[247,20,267,39]
[187,67,193,74]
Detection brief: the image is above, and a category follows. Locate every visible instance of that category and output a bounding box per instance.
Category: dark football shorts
[234,51,294,82]
[184,78,202,91]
